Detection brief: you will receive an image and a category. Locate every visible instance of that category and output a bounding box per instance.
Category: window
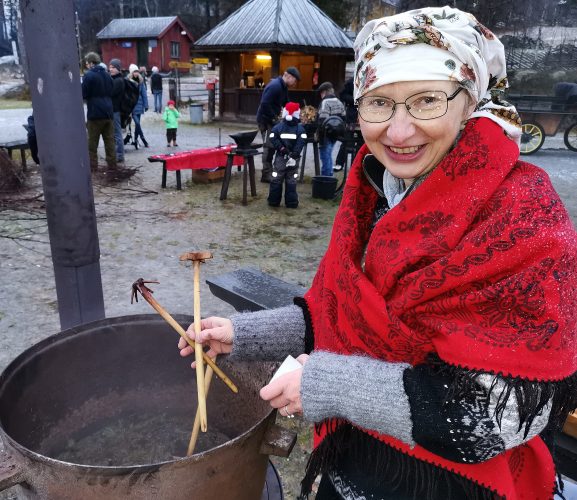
[170,42,180,59]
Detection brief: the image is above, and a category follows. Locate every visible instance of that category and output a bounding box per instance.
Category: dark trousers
[259,124,274,180]
[132,113,146,144]
[86,118,116,170]
[268,154,299,208]
[166,128,177,144]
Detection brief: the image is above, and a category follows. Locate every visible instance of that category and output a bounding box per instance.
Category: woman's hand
[178,316,234,367]
[260,354,309,417]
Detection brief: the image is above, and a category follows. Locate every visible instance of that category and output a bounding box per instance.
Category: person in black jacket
[81,52,116,172]
[267,102,307,208]
[108,58,125,164]
[150,66,163,113]
[256,66,300,183]
[335,77,358,171]
[26,114,39,165]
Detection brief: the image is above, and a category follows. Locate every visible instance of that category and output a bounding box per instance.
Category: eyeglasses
[356,88,464,123]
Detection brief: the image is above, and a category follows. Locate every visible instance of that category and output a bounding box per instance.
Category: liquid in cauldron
[43,410,231,466]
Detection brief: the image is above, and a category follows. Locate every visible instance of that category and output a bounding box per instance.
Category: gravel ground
[1,105,576,499]
[0,106,338,499]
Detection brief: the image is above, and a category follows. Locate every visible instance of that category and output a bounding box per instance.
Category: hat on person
[353,6,521,144]
[282,102,301,121]
[151,66,159,73]
[285,67,301,81]
[167,100,175,106]
[129,63,139,74]
[109,58,121,71]
[84,52,101,65]
[317,81,333,93]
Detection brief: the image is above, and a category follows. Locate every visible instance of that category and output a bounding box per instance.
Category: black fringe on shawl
[299,421,501,500]
[294,296,315,355]
[425,354,577,438]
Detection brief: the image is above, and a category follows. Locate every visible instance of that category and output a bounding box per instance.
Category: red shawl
[304,118,577,499]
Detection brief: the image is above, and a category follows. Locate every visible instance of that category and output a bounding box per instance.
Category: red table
[148,144,244,189]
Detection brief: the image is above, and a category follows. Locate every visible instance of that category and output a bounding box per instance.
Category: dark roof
[194,0,353,53]
[97,16,192,40]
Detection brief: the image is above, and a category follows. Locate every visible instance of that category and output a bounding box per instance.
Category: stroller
[122,114,138,150]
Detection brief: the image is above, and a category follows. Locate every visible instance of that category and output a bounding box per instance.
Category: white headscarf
[354,6,521,144]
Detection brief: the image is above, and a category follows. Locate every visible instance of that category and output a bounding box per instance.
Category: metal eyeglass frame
[355,87,464,123]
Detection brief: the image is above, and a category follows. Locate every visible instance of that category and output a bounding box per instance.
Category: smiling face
[359,80,475,185]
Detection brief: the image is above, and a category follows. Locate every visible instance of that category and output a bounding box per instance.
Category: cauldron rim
[1,412,276,473]
[0,314,277,471]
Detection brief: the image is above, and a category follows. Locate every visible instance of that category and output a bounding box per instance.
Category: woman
[179,7,577,499]
[129,64,149,148]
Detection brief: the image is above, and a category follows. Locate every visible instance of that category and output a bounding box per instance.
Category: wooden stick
[193,261,208,432]
[187,365,214,455]
[131,280,238,393]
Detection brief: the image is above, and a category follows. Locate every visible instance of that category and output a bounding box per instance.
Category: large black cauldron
[0,315,294,499]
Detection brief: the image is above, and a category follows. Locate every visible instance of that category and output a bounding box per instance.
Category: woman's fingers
[185,317,233,344]
[260,368,304,415]
[296,353,310,365]
[190,347,219,369]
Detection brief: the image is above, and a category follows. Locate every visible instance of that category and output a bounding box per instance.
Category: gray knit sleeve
[301,350,415,447]
[230,305,306,361]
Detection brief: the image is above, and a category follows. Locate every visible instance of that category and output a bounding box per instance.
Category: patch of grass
[0,98,32,109]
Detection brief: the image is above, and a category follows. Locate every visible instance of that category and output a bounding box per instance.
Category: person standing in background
[163,99,180,147]
[81,52,116,172]
[129,64,149,148]
[316,81,346,176]
[151,66,163,113]
[108,58,125,164]
[139,66,148,89]
[334,77,357,172]
[256,67,300,183]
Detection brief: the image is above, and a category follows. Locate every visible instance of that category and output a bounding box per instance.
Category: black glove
[289,152,300,160]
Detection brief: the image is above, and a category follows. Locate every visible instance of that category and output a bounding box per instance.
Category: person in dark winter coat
[267,102,307,208]
[335,77,358,171]
[316,81,346,176]
[81,51,116,171]
[256,66,300,183]
[129,64,149,148]
[150,66,163,113]
[108,58,125,163]
[26,114,39,165]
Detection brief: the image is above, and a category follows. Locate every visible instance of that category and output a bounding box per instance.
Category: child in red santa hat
[267,102,307,208]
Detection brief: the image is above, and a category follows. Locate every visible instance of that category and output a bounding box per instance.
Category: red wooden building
[97,16,193,72]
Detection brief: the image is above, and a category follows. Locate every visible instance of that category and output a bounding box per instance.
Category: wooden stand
[219,150,259,205]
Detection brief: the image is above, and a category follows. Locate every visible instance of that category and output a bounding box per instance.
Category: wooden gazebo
[193,0,354,120]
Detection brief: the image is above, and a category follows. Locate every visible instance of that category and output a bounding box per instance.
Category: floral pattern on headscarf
[353,7,521,145]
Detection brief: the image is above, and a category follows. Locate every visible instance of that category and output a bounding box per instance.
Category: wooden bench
[206,267,306,312]
[0,139,30,172]
[206,267,577,485]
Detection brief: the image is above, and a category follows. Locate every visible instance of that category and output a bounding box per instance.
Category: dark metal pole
[20,0,105,329]
[207,86,215,121]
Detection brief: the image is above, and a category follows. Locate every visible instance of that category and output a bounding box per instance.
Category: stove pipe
[20,0,105,329]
